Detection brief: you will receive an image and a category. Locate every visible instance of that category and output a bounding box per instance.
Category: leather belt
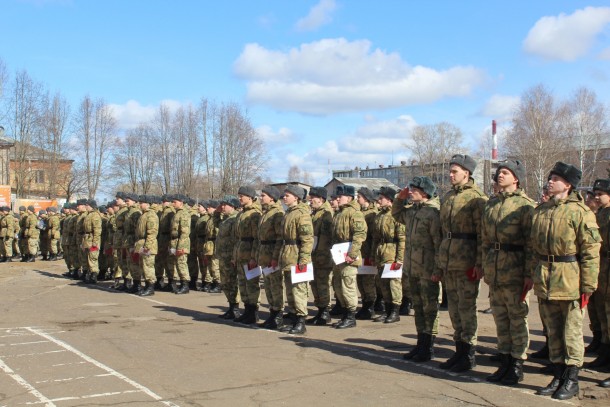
[382,238,400,244]
[539,254,578,263]
[284,239,301,245]
[260,240,277,245]
[492,242,524,252]
[446,232,477,240]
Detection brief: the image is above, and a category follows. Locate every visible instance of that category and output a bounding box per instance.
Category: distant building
[324,177,400,198]
[0,127,15,186]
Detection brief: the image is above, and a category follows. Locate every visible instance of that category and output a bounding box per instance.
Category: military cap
[335,185,355,197]
[19,206,26,211]
[38,210,46,216]
[357,187,375,202]
[308,186,328,200]
[237,186,257,199]
[378,186,397,200]
[284,185,305,200]
[115,191,127,200]
[208,199,220,208]
[98,205,107,214]
[585,189,595,197]
[107,200,117,207]
[593,179,610,194]
[496,159,525,184]
[161,194,171,202]
[88,199,98,209]
[27,205,35,212]
[172,194,186,203]
[262,185,281,201]
[220,195,239,208]
[197,200,208,208]
[409,176,436,198]
[449,154,477,174]
[76,198,87,206]
[549,161,581,188]
[47,207,57,213]
[0,206,7,212]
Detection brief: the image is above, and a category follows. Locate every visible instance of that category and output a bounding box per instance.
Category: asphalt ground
[0,258,609,407]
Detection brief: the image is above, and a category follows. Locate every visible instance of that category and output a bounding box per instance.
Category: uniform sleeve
[348,210,367,260]
[297,215,314,265]
[522,203,535,280]
[430,208,444,278]
[92,214,102,247]
[395,220,406,263]
[391,199,407,224]
[250,211,261,261]
[473,195,488,267]
[272,212,284,262]
[578,210,601,293]
[179,212,191,251]
[145,215,159,250]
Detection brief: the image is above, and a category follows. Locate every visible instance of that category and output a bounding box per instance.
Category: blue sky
[2,0,610,185]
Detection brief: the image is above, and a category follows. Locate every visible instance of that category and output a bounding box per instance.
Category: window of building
[34,170,45,184]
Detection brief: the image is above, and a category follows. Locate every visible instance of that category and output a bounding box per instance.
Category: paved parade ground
[0,260,608,407]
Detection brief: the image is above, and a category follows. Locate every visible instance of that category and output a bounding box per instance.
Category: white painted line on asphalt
[0,340,49,346]
[51,361,87,367]
[24,327,181,407]
[0,357,56,407]
[0,350,66,358]
[35,372,116,384]
[47,389,143,402]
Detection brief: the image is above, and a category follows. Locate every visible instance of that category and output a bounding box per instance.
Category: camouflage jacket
[360,205,379,262]
[331,199,367,267]
[372,205,405,266]
[158,206,175,248]
[106,214,116,249]
[216,211,238,262]
[24,213,40,239]
[113,206,128,248]
[170,207,191,252]
[189,211,199,253]
[234,201,262,265]
[311,201,334,269]
[393,197,442,278]
[255,200,284,267]
[0,213,16,239]
[82,210,102,249]
[122,206,141,248]
[47,214,61,240]
[204,212,222,256]
[481,189,535,288]
[531,191,600,300]
[194,213,210,255]
[279,202,313,267]
[18,212,27,238]
[65,215,77,246]
[135,208,159,255]
[438,179,487,273]
[597,205,610,289]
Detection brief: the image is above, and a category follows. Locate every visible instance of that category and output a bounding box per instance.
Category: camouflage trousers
[587,292,601,334]
[84,249,99,274]
[118,249,131,280]
[283,268,309,317]
[310,267,332,308]
[593,266,609,343]
[26,238,39,256]
[490,285,530,360]
[155,248,173,281]
[408,276,439,335]
[1,238,13,258]
[539,298,585,367]
[402,272,412,299]
[49,238,59,255]
[40,237,49,255]
[188,252,199,283]
[139,253,156,283]
[357,274,378,303]
[444,270,480,345]
[79,246,89,272]
[264,269,284,311]
[13,238,20,256]
[379,268,402,305]
[112,249,124,279]
[204,256,220,283]
[19,237,26,257]
[219,259,240,304]
[333,264,358,312]
[68,244,80,270]
[170,253,190,282]
[196,253,209,283]
[237,266,261,306]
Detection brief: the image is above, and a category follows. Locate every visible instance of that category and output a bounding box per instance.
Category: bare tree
[57,164,88,201]
[152,104,173,193]
[38,91,70,198]
[113,123,158,194]
[172,105,200,195]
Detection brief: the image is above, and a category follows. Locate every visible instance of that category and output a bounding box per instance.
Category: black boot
[274,311,285,330]
[20,255,27,262]
[262,310,280,329]
[189,280,198,290]
[502,358,524,385]
[128,280,142,294]
[116,279,129,291]
[171,280,180,294]
[399,297,412,316]
[306,307,325,325]
[0,256,6,263]
[537,364,565,396]
[413,334,435,362]
[161,279,175,292]
[4,256,11,262]
[280,313,296,332]
[335,311,356,329]
[585,331,602,355]
[600,375,610,388]
[329,298,345,316]
[198,282,212,292]
[234,304,251,323]
[240,305,259,324]
[384,303,400,324]
[209,281,222,293]
[27,254,35,262]
[373,303,390,322]
[403,333,423,360]
[42,254,48,261]
[139,282,155,296]
[220,303,239,319]
[451,342,476,372]
[553,365,579,400]
[355,301,374,320]
[153,281,164,290]
[439,342,464,369]
[289,316,306,335]
[486,353,511,382]
[63,269,73,278]
[587,343,610,369]
[531,337,549,359]
[88,272,98,285]
[175,280,190,294]
[373,296,385,313]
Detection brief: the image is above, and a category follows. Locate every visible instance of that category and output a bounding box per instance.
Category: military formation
[2,156,610,400]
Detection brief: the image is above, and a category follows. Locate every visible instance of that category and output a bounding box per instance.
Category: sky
[2,0,610,186]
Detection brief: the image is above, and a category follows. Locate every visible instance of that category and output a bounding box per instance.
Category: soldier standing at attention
[203,200,222,293]
[216,196,241,319]
[169,194,191,294]
[307,187,335,326]
[111,193,129,289]
[355,187,380,320]
[372,186,405,324]
[393,177,442,362]
[194,201,211,291]
[436,154,488,372]
[331,185,367,329]
[481,160,535,385]
[65,205,80,277]
[123,194,142,293]
[0,207,16,262]
[157,195,176,291]
[81,199,102,284]
[18,206,27,261]
[532,162,600,400]
[234,186,263,324]
[135,195,159,297]
[187,198,200,290]
[256,186,285,330]
[24,206,40,262]
[38,210,49,260]
[47,207,61,261]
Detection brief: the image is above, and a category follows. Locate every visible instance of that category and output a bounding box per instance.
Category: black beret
[27,205,35,212]
[19,206,26,211]
[357,187,375,202]
[47,207,57,213]
[336,185,355,197]
[38,210,46,215]
[208,200,220,208]
[220,195,239,208]
[76,199,88,206]
[449,154,477,174]
[197,200,208,208]
[115,191,126,200]
[88,199,98,209]
[409,176,437,198]
[123,193,138,202]
[98,205,107,213]
[496,159,526,184]
[172,194,186,203]
[262,185,281,201]
[284,185,305,200]
[237,186,257,199]
[378,186,397,200]
[593,178,610,194]
[308,186,328,200]
[161,194,172,202]
[549,161,581,188]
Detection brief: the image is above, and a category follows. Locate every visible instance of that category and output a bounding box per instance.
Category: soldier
[0,207,16,262]
[38,210,49,260]
[63,204,80,278]
[203,200,222,293]
[436,154,488,372]
[278,185,314,334]
[97,205,109,278]
[256,186,285,329]
[532,162,600,400]
[112,193,130,290]
[194,201,211,291]
[233,186,262,324]
[135,195,159,297]
[355,187,380,320]
[157,195,176,291]
[24,206,40,262]
[18,206,27,261]
[82,199,102,283]
[393,177,442,361]
[104,202,118,278]
[372,186,406,324]
[331,185,367,329]
[307,186,335,326]
[169,194,191,294]
[123,194,142,293]
[216,195,241,319]
[481,160,535,385]
[187,198,200,290]
[46,207,61,261]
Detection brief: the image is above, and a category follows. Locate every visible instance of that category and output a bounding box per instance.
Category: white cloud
[256,125,296,143]
[599,47,610,60]
[295,0,337,32]
[234,38,486,115]
[523,6,610,61]
[481,94,519,118]
[108,99,183,130]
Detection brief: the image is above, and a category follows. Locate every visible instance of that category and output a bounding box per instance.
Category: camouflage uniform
[373,204,405,307]
[24,211,40,257]
[217,211,240,305]
[123,205,142,281]
[0,211,16,259]
[532,191,600,367]
[235,201,262,307]
[82,209,102,276]
[65,213,79,272]
[595,205,610,352]
[18,210,27,257]
[310,201,334,309]
[169,206,191,283]
[256,200,284,312]
[204,211,222,287]
[482,189,535,361]
[357,204,379,309]
[194,211,211,285]
[105,211,117,274]
[156,205,175,283]
[135,206,159,284]
[188,208,200,286]
[113,205,129,280]
[47,212,61,257]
